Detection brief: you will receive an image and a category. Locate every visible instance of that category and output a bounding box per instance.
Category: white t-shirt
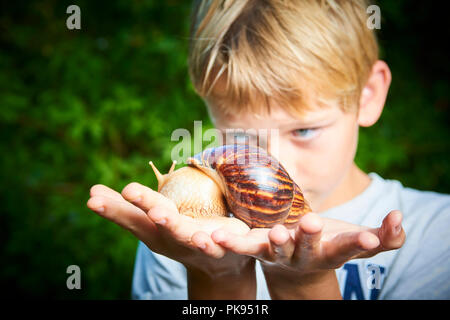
[131,173,450,299]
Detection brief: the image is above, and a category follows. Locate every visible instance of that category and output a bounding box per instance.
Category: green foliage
[356,0,450,191]
[0,0,448,299]
[0,0,207,299]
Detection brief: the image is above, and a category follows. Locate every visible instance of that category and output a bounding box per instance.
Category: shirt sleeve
[131,241,188,300]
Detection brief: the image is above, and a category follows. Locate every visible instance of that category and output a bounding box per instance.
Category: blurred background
[0,0,448,299]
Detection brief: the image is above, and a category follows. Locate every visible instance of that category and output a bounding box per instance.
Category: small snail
[149,144,311,228]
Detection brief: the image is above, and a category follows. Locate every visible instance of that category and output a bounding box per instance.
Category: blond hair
[188,0,379,117]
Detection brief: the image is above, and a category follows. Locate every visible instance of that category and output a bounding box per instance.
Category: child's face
[209,102,360,211]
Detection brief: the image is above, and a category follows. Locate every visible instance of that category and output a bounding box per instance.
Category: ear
[357,60,392,127]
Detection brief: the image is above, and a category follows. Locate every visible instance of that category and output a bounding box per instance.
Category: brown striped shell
[186,144,311,228]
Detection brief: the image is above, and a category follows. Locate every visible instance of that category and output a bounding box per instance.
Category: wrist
[263,267,342,300]
[187,259,257,299]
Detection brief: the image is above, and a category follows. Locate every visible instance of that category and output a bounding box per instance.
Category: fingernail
[198,243,206,250]
[393,211,403,223]
[130,196,142,203]
[273,245,282,255]
[155,218,166,225]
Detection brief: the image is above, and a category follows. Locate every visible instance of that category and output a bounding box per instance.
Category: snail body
[149,162,228,219]
[150,144,311,229]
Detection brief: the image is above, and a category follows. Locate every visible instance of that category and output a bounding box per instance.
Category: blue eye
[293,128,318,140]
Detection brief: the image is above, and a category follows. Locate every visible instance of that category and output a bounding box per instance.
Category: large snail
[149,144,311,228]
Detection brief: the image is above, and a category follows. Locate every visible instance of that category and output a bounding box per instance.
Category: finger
[378,210,406,250]
[293,212,323,258]
[191,231,227,259]
[321,231,380,268]
[87,195,158,241]
[121,182,178,225]
[121,182,178,213]
[295,213,323,249]
[90,184,124,201]
[268,224,295,263]
[145,202,198,244]
[211,229,269,258]
[121,182,188,238]
[123,183,231,248]
[357,210,406,259]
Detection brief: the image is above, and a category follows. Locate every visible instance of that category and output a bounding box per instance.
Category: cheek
[290,120,359,191]
[319,124,357,173]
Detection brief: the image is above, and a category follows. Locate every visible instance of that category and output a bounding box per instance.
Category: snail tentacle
[149,161,165,191]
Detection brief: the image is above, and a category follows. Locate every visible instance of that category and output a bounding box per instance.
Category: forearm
[187,260,257,300]
[263,267,342,300]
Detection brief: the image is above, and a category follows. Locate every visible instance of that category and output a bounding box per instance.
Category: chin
[302,188,329,212]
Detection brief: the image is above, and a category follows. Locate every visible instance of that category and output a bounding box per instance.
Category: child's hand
[86,183,254,288]
[210,211,405,299]
[211,211,405,270]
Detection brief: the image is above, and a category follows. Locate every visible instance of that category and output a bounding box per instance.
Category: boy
[87,0,450,299]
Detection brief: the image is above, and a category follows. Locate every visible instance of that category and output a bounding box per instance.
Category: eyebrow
[277,116,336,128]
[216,109,337,130]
